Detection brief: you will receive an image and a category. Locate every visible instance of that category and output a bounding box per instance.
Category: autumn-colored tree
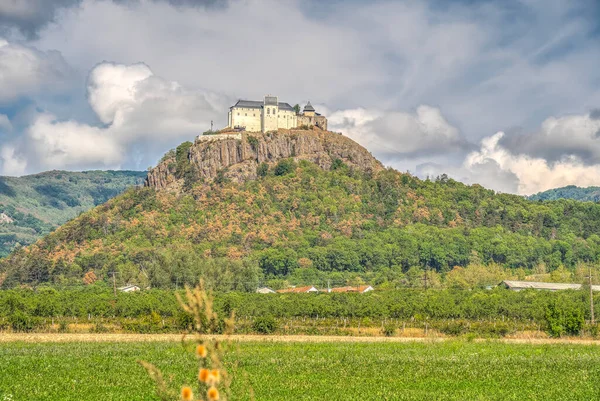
[82,270,98,285]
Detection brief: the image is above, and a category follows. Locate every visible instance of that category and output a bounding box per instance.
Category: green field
[1,340,599,400]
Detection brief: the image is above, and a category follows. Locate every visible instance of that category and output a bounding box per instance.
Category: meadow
[1,339,600,400]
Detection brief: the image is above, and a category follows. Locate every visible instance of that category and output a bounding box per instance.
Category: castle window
[267,108,270,114]
[245,113,247,116]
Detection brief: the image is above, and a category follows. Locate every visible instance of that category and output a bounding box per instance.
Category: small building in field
[256,287,275,294]
[118,284,141,293]
[329,285,374,293]
[500,280,600,292]
[276,285,318,294]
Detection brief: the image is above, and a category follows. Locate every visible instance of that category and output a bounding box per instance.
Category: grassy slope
[0,341,599,400]
[0,170,146,257]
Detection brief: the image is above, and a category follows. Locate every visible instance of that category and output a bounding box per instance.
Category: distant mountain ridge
[0,170,146,257]
[528,185,600,202]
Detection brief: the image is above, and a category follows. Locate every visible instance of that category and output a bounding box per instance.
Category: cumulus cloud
[418,129,600,196]
[0,39,71,103]
[465,131,600,195]
[0,145,26,176]
[500,112,600,164]
[328,105,467,161]
[87,62,155,125]
[26,112,124,170]
[0,61,230,174]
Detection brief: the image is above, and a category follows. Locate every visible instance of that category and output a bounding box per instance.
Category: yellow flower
[210,369,221,384]
[199,368,210,383]
[207,386,220,401]
[196,344,208,358]
[181,386,193,401]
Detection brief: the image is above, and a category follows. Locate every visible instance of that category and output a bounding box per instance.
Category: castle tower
[262,95,279,132]
[303,101,315,117]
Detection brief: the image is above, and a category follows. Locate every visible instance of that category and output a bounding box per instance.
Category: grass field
[1,339,599,400]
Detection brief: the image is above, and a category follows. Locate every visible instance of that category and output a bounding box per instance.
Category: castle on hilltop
[227,95,327,133]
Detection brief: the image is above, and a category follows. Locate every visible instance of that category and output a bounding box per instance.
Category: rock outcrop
[145,128,383,191]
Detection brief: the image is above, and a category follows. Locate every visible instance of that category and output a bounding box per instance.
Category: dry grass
[2,332,599,345]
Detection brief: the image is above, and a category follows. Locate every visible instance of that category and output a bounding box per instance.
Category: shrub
[176,311,194,330]
[545,300,584,337]
[9,311,38,332]
[58,321,69,333]
[257,162,269,177]
[91,323,109,333]
[253,315,277,334]
[381,323,396,337]
[438,320,468,336]
[215,169,230,185]
[274,159,296,176]
[248,136,259,151]
[331,158,347,171]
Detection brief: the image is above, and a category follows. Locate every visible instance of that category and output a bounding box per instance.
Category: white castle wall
[196,133,242,142]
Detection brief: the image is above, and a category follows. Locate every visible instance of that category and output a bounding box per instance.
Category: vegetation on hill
[0,170,146,257]
[4,143,600,290]
[529,185,600,202]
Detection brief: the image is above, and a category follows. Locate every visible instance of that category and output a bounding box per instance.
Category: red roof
[330,285,373,293]
[276,286,317,293]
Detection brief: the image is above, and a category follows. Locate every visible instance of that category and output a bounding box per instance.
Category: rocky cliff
[145,128,383,191]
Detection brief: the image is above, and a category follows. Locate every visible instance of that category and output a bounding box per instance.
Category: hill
[529,185,600,202]
[0,170,146,257]
[3,128,600,289]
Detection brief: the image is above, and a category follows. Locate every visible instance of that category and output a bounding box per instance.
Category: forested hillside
[3,130,600,290]
[0,170,146,257]
[529,185,600,202]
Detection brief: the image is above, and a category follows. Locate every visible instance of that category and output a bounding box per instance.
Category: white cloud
[328,105,466,160]
[502,112,600,164]
[0,39,71,102]
[0,60,229,175]
[0,146,26,177]
[87,62,154,125]
[26,112,124,170]
[441,131,600,195]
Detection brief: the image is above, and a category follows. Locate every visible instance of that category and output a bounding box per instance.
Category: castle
[227,95,327,133]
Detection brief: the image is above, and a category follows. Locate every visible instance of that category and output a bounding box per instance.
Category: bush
[248,136,259,151]
[176,311,194,331]
[91,323,109,333]
[330,158,347,171]
[273,159,296,176]
[545,300,584,337]
[257,162,269,177]
[438,320,468,336]
[381,323,396,337]
[253,315,277,334]
[58,321,69,333]
[9,311,39,332]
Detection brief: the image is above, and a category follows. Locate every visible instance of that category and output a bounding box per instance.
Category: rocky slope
[146,128,383,190]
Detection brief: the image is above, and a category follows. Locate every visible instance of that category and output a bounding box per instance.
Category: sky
[1,0,600,195]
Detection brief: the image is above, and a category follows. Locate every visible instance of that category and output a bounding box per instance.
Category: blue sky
[1,0,600,195]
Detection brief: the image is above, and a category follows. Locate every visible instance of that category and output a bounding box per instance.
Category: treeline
[0,286,593,322]
[5,160,600,287]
